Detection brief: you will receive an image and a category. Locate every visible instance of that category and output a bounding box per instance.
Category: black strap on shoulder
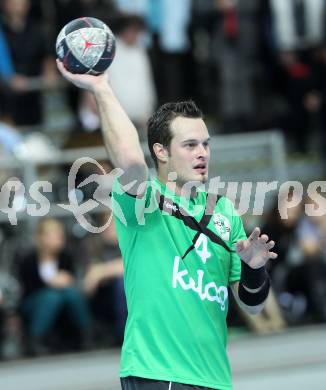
[155,190,232,258]
[181,192,222,259]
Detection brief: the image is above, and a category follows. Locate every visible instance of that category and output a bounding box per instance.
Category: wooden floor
[1,325,325,390]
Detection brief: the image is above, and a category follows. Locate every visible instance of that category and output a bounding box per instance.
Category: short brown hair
[147,100,203,169]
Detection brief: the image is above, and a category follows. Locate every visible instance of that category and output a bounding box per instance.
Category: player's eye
[186,143,196,148]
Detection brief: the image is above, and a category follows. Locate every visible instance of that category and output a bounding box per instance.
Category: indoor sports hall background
[0,1,325,389]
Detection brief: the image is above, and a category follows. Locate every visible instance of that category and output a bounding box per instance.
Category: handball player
[57,60,277,390]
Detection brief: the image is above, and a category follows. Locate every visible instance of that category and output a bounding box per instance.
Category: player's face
[167,117,210,186]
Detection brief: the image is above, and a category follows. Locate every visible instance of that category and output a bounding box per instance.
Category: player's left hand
[236,227,277,269]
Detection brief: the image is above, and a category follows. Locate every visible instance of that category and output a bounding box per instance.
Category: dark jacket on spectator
[17,251,74,298]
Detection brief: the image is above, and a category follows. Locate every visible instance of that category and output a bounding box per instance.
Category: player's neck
[157,174,197,199]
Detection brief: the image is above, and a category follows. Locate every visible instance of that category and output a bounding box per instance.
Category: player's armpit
[111,171,152,227]
[119,163,148,196]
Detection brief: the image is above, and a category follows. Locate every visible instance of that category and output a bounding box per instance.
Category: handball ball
[56,17,116,75]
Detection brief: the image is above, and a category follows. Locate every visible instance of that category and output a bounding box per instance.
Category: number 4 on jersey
[195,234,211,264]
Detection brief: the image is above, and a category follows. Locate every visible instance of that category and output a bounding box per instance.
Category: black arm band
[240,261,268,289]
[238,277,270,306]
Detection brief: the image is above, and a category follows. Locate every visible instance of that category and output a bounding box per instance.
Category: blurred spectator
[17,218,92,356]
[0,26,14,80]
[0,293,3,358]
[263,192,326,325]
[0,119,22,155]
[228,285,286,334]
[286,205,326,324]
[148,0,193,104]
[269,0,324,52]
[108,14,156,139]
[0,27,15,118]
[78,91,101,133]
[79,14,157,139]
[190,0,223,116]
[264,0,325,152]
[214,0,261,133]
[84,215,126,346]
[114,0,193,105]
[262,193,303,293]
[0,271,21,359]
[240,289,286,334]
[318,23,326,170]
[261,193,305,323]
[113,0,147,16]
[0,0,58,127]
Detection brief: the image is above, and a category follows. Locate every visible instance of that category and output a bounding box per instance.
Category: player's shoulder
[112,174,153,196]
[211,194,238,215]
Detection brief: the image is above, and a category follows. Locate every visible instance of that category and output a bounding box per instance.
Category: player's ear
[153,143,169,164]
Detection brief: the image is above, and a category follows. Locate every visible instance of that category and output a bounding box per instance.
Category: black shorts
[120,376,217,390]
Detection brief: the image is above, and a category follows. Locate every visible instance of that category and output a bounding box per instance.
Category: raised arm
[56,60,148,192]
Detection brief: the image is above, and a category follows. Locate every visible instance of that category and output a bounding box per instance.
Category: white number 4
[195,234,211,264]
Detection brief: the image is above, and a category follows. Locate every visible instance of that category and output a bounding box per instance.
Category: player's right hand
[56,59,108,92]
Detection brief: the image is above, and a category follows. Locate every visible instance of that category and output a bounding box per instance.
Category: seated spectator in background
[239,289,286,334]
[286,199,326,324]
[79,14,156,138]
[17,218,92,355]
[0,0,58,127]
[263,192,326,325]
[105,14,156,140]
[261,193,306,324]
[229,204,287,335]
[0,271,21,360]
[262,193,303,293]
[84,214,126,346]
[0,27,14,96]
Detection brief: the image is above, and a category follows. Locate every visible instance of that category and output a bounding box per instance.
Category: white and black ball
[56,17,116,75]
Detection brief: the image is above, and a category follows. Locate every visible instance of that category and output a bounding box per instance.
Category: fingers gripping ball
[56,17,116,75]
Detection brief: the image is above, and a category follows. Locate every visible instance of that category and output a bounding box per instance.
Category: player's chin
[191,172,208,183]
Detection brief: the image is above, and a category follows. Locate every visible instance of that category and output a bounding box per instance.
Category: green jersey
[112,176,246,390]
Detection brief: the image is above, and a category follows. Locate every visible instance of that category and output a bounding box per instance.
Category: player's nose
[196,143,209,159]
